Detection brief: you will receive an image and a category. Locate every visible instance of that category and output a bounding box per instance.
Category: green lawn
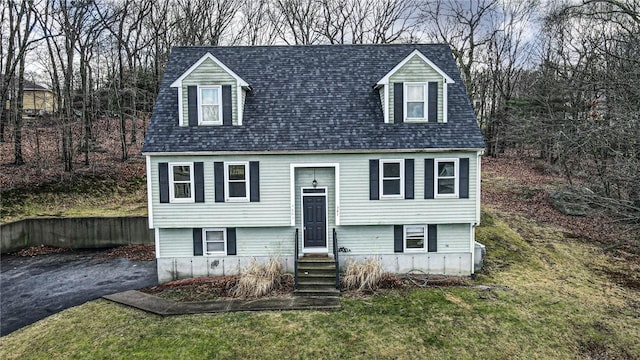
[1,208,638,359]
[1,175,147,222]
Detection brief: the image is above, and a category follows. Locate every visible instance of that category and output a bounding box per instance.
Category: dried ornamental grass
[232,257,284,298]
[342,258,384,291]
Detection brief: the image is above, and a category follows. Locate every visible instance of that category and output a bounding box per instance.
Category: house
[142,44,485,286]
[2,76,56,117]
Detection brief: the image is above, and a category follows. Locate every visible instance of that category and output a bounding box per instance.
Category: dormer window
[405,83,427,121]
[199,86,222,125]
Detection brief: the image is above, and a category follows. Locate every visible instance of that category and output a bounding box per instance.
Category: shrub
[232,258,284,298]
[342,258,384,291]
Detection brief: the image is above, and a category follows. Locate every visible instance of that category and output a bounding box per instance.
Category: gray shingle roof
[142,44,485,153]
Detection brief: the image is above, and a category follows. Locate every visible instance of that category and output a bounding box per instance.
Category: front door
[303,195,327,248]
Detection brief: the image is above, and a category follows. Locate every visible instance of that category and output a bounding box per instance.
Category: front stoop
[295,256,340,297]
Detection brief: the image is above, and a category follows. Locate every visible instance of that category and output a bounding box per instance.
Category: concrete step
[297,272,336,279]
[298,278,336,286]
[294,288,340,297]
[298,263,336,270]
[298,257,335,263]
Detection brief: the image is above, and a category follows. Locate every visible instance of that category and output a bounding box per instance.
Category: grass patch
[1,175,147,222]
[2,208,638,359]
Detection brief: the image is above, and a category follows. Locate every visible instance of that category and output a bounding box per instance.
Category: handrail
[333,228,339,289]
[294,228,299,289]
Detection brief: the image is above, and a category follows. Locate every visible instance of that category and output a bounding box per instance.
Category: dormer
[170,52,250,127]
[376,49,454,124]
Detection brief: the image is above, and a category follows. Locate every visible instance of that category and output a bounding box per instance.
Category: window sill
[198,121,223,126]
[204,253,226,256]
[380,195,404,200]
[404,118,428,122]
[169,198,195,204]
[225,197,250,203]
[404,248,426,253]
[434,194,459,199]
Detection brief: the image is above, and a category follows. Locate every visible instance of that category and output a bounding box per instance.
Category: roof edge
[142,148,485,156]
[376,49,455,86]
[169,52,249,88]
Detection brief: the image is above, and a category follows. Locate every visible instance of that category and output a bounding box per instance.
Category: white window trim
[168,162,195,203]
[380,159,405,199]
[404,225,427,252]
[434,158,459,198]
[198,85,223,125]
[404,82,428,122]
[203,228,227,256]
[224,161,250,202]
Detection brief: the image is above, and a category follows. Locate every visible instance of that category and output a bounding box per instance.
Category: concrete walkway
[103,290,340,315]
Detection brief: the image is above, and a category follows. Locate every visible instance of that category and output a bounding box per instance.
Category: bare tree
[1,0,39,165]
[271,0,322,45]
[419,0,499,96]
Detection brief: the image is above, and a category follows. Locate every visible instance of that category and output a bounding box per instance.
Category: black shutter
[194,162,204,203]
[250,161,260,202]
[428,224,437,252]
[405,159,414,199]
[459,158,469,199]
[222,85,232,126]
[214,162,225,202]
[428,82,438,123]
[227,228,237,255]
[394,225,403,253]
[159,162,169,203]
[424,159,434,199]
[188,86,198,126]
[369,159,379,200]
[193,228,203,256]
[394,82,404,124]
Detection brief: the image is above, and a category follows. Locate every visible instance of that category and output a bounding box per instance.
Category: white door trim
[290,163,340,226]
[301,187,329,254]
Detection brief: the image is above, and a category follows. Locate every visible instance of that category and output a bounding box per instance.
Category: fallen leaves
[93,244,155,261]
[14,244,71,257]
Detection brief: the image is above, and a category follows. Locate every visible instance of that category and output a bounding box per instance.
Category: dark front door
[303,195,327,248]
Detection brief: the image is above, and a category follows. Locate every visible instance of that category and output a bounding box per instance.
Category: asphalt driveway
[0,250,157,336]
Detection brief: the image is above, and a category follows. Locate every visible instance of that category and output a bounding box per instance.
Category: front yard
[1,207,638,359]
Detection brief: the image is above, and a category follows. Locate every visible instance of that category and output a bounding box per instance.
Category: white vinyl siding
[150,152,478,228]
[182,58,237,126]
[389,56,444,124]
[156,224,472,258]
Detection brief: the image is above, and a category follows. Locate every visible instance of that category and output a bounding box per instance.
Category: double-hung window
[405,83,427,121]
[404,225,427,252]
[225,162,249,201]
[380,159,404,198]
[199,85,222,125]
[435,158,458,197]
[169,163,194,202]
[203,228,226,255]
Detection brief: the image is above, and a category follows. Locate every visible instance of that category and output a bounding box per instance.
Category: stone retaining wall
[1,217,153,254]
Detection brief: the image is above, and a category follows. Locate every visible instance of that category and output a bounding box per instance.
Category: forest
[1,0,638,227]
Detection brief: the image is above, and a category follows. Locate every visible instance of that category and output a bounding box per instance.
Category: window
[169,163,194,202]
[405,83,427,121]
[435,158,458,197]
[404,225,426,251]
[380,159,404,198]
[204,228,226,255]
[225,162,249,201]
[199,85,222,125]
